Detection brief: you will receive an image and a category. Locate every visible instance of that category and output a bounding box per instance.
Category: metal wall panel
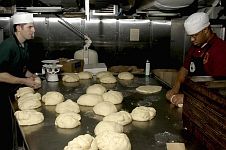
[0,17,173,72]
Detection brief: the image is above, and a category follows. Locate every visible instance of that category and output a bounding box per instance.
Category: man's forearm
[172,67,188,92]
[0,72,25,84]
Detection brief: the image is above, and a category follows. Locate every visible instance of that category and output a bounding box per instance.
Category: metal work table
[12,75,200,150]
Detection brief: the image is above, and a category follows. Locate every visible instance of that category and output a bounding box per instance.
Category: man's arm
[0,72,40,89]
[166,67,188,101]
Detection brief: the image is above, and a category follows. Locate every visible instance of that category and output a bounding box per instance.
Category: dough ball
[62,74,79,82]
[96,71,113,79]
[86,84,107,95]
[55,112,81,129]
[94,121,123,136]
[78,71,93,79]
[136,85,162,94]
[15,87,34,98]
[103,111,132,126]
[18,97,41,110]
[14,110,44,126]
[64,134,98,150]
[99,75,117,84]
[42,91,64,105]
[34,77,42,84]
[93,101,117,116]
[55,99,80,114]
[118,72,134,80]
[103,90,123,104]
[77,94,103,106]
[95,131,131,150]
[131,106,156,121]
[18,93,41,102]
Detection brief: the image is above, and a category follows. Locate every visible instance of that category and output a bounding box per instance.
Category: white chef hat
[184,12,210,35]
[12,12,34,25]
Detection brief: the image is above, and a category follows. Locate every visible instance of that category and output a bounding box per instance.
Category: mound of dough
[14,110,44,126]
[131,106,156,121]
[62,74,79,82]
[93,101,117,116]
[103,90,123,104]
[55,112,81,129]
[64,134,98,150]
[103,111,132,126]
[136,85,162,94]
[77,93,103,106]
[96,71,113,79]
[15,87,34,98]
[42,91,64,105]
[18,98,41,110]
[99,75,117,84]
[18,93,41,102]
[86,84,106,95]
[94,121,123,136]
[95,131,131,150]
[118,72,134,80]
[78,71,93,79]
[55,99,80,114]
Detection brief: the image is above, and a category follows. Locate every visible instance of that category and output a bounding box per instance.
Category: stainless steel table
[12,75,200,150]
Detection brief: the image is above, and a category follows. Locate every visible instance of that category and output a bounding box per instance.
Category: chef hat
[184,12,210,35]
[12,12,34,25]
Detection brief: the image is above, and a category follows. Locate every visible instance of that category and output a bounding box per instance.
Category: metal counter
[12,75,199,150]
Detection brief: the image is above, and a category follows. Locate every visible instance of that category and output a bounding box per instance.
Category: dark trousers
[0,94,13,150]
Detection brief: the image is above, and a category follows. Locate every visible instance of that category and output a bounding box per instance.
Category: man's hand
[23,77,41,89]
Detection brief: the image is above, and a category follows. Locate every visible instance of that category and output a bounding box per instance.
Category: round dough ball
[103,90,123,104]
[55,99,80,114]
[94,121,123,136]
[64,134,97,150]
[14,110,44,126]
[96,71,113,79]
[62,74,79,82]
[131,106,156,121]
[42,91,64,105]
[18,98,41,110]
[78,71,93,79]
[55,112,81,129]
[93,101,117,116]
[136,85,162,94]
[86,84,106,95]
[18,93,41,102]
[99,75,117,84]
[77,94,103,106]
[118,72,134,80]
[103,111,132,126]
[15,87,34,98]
[95,131,131,150]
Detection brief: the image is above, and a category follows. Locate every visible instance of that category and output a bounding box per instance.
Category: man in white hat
[166,12,226,107]
[0,12,41,149]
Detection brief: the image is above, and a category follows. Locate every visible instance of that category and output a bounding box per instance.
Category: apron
[189,43,211,76]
